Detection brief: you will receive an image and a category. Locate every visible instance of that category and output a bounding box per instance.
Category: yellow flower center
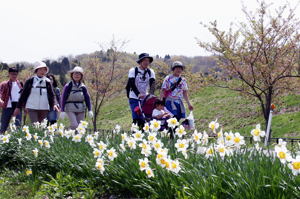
[148,136,155,141]
[171,162,178,169]
[154,143,160,149]
[234,137,241,143]
[146,169,152,175]
[108,151,114,157]
[26,170,32,175]
[179,143,185,148]
[2,137,7,142]
[278,151,286,159]
[253,129,260,136]
[136,133,141,138]
[218,148,225,153]
[207,148,213,155]
[292,162,300,170]
[194,135,199,141]
[153,123,159,128]
[210,124,215,130]
[226,136,232,141]
[157,154,163,159]
[140,162,147,168]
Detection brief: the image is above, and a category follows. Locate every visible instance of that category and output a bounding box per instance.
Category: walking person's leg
[28,109,39,123]
[0,108,14,133]
[66,112,79,130]
[15,108,22,127]
[38,110,49,123]
[76,112,85,125]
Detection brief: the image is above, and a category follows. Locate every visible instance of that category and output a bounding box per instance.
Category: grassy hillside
[97,86,300,138]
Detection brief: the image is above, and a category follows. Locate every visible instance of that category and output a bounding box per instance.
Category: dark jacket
[17,77,55,110]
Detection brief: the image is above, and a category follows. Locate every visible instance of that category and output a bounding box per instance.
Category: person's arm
[183,90,193,111]
[149,78,155,95]
[16,79,31,108]
[60,84,69,112]
[82,86,92,111]
[0,83,5,105]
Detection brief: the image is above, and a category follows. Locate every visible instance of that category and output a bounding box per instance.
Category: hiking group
[0,53,193,133]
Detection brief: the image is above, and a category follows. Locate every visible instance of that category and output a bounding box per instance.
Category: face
[8,72,18,81]
[140,58,151,69]
[157,104,164,110]
[36,67,48,77]
[72,72,83,82]
[172,67,183,77]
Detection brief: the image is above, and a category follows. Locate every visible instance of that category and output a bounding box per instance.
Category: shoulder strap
[134,67,139,78]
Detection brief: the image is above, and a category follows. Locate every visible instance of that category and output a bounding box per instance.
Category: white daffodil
[76,125,86,135]
[119,143,126,152]
[224,131,234,146]
[25,132,32,141]
[107,148,117,161]
[192,130,202,144]
[143,123,150,133]
[40,119,48,129]
[121,133,128,142]
[153,140,164,151]
[167,118,179,129]
[94,131,99,140]
[139,158,150,171]
[93,148,102,158]
[22,125,29,133]
[201,131,209,145]
[139,140,152,157]
[131,123,139,133]
[44,140,50,148]
[150,119,161,132]
[233,133,245,147]
[275,146,292,164]
[160,129,169,137]
[33,133,39,141]
[145,168,154,178]
[175,139,189,153]
[114,124,121,134]
[38,140,43,147]
[175,125,186,138]
[32,148,39,157]
[251,124,265,142]
[72,134,82,142]
[215,144,229,157]
[205,146,214,158]
[17,138,22,145]
[85,135,94,143]
[147,132,157,144]
[288,155,300,175]
[276,139,287,148]
[97,141,107,152]
[133,131,144,141]
[80,121,89,129]
[33,122,40,129]
[209,120,219,132]
[95,158,105,174]
[126,138,136,150]
[170,159,181,174]
[1,134,10,143]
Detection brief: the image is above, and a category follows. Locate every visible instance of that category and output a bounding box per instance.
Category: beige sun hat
[69,66,84,74]
[34,61,49,73]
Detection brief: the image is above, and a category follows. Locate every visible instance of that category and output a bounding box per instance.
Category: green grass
[96,86,300,138]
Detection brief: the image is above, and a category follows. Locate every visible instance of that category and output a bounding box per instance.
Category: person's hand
[188,104,194,111]
[13,108,20,116]
[138,94,146,99]
[54,105,60,112]
[0,99,4,106]
[88,111,94,118]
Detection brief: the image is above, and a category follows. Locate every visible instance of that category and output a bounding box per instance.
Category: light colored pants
[28,109,49,123]
[66,112,85,130]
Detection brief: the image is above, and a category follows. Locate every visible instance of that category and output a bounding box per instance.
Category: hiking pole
[264,104,276,146]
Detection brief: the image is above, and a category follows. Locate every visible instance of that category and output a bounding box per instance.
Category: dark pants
[129,98,145,128]
[0,102,22,133]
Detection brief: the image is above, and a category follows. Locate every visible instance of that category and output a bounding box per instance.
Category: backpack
[125,67,152,98]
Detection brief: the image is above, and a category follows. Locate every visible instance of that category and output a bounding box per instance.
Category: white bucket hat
[69,66,84,74]
[34,61,49,73]
[171,61,185,71]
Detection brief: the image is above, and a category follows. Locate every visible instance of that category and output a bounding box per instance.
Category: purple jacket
[61,81,92,112]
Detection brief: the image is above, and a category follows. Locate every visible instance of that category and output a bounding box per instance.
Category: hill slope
[97,86,300,138]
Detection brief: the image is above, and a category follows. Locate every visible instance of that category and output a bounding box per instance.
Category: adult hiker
[161,61,193,121]
[47,74,61,125]
[126,53,156,127]
[14,61,59,123]
[0,67,23,133]
[61,66,93,130]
